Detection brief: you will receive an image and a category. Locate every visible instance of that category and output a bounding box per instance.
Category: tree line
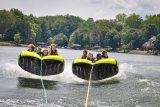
[0,8,160,50]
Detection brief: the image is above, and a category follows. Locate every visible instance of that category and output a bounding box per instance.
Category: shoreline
[116,50,160,56]
[1,44,160,56]
[0,44,27,47]
[0,41,27,47]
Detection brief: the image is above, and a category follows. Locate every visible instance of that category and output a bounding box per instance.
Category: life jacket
[87,57,95,63]
[37,52,43,57]
[81,55,87,59]
[101,55,108,58]
[96,57,101,61]
[42,52,48,57]
[27,49,35,52]
[49,49,58,55]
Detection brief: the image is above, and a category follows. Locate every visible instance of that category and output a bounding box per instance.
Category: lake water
[0,46,160,107]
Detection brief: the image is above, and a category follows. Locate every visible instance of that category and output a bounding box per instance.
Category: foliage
[0,42,11,45]
[143,24,158,40]
[125,13,143,28]
[48,33,68,46]
[116,13,127,24]
[0,10,15,38]
[14,32,21,45]
[0,8,160,50]
[155,34,160,50]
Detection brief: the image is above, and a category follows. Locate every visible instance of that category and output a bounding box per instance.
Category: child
[36,47,43,56]
[27,44,35,52]
[96,53,102,61]
[87,53,95,63]
[43,48,48,56]
[48,44,58,55]
[81,49,88,59]
[101,50,109,58]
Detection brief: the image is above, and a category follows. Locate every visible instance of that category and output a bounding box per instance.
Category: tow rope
[85,67,93,107]
[40,60,48,107]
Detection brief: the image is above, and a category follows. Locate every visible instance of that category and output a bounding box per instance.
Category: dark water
[0,46,160,107]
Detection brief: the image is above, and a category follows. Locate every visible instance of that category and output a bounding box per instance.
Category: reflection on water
[17,77,57,90]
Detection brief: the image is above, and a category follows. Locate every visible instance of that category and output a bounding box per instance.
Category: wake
[0,62,132,83]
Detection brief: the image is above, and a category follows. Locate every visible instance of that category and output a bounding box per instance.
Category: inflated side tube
[18,51,64,76]
[72,59,92,80]
[72,58,118,81]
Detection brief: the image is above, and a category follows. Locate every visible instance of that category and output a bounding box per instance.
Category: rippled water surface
[0,46,160,107]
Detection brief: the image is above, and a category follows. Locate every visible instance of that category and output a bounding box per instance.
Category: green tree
[10,8,24,19]
[48,37,55,44]
[96,20,110,47]
[143,24,158,40]
[116,13,127,24]
[48,33,68,46]
[50,15,82,37]
[69,27,90,48]
[1,8,160,51]
[125,13,143,28]
[115,23,123,32]
[14,32,21,45]
[121,28,145,49]
[155,34,160,50]
[144,15,160,33]
[0,10,15,39]
[29,23,40,43]
[36,21,50,42]
[86,18,100,47]
[13,19,31,43]
[105,29,120,50]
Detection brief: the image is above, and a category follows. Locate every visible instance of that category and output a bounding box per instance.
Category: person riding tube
[81,49,88,59]
[48,43,58,55]
[101,50,109,58]
[43,48,48,57]
[87,53,95,63]
[27,44,35,52]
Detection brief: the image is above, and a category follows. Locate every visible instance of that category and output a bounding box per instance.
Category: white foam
[138,78,160,87]
[0,63,32,78]
[0,62,138,83]
[143,66,160,72]
[119,63,135,73]
[0,99,63,107]
[138,78,160,94]
[0,62,85,83]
